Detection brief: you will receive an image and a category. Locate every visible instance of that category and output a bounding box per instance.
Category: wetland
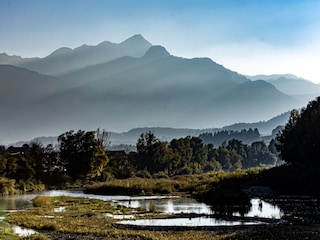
[1,189,320,240]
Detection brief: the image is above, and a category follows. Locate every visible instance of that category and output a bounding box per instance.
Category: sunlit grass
[85,168,266,197]
[7,196,236,240]
[0,221,17,240]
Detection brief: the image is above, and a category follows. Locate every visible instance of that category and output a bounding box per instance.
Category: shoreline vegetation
[84,169,264,197]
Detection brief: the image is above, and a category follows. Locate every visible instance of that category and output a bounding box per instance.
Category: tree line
[200,128,261,146]
[132,132,279,177]
[0,127,280,195]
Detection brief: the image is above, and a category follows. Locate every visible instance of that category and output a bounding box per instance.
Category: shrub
[33,196,51,207]
[149,202,157,213]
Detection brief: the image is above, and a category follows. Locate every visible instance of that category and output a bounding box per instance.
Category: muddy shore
[37,223,320,240]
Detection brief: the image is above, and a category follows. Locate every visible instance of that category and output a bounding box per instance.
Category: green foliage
[276,96,320,166]
[0,127,277,195]
[200,128,260,146]
[58,129,109,180]
[134,131,276,177]
[108,151,136,179]
[87,144,109,181]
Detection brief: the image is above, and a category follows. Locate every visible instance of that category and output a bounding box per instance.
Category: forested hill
[11,111,289,148]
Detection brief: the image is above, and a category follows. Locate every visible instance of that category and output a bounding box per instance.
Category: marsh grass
[0,177,17,196]
[6,170,266,240]
[85,168,265,198]
[0,221,16,240]
[6,195,238,240]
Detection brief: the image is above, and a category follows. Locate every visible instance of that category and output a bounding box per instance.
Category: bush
[136,169,151,178]
[33,196,51,207]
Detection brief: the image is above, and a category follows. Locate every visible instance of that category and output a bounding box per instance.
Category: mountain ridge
[247,74,320,95]
[0,35,152,76]
[0,35,316,143]
[9,111,290,147]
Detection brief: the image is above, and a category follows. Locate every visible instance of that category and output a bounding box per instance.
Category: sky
[1,0,320,83]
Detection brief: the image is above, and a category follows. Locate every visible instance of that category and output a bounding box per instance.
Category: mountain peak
[48,47,73,57]
[142,46,170,60]
[120,34,152,48]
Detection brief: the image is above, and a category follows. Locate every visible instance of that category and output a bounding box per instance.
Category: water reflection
[0,194,35,211]
[244,198,283,219]
[119,198,212,214]
[117,198,283,227]
[12,225,37,236]
[117,197,283,219]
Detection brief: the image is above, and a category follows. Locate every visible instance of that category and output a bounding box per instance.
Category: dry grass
[6,196,236,240]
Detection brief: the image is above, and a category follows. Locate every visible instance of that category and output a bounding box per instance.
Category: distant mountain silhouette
[48,47,73,57]
[247,74,320,95]
[142,45,170,60]
[0,35,315,143]
[222,111,290,134]
[1,34,152,76]
[10,111,290,147]
[0,53,38,65]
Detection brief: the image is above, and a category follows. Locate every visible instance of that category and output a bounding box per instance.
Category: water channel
[0,190,284,236]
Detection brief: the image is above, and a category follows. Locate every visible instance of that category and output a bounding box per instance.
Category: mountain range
[247,74,320,96]
[0,34,318,144]
[11,111,290,148]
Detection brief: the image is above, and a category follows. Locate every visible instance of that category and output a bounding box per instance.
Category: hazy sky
[1,0,320,83]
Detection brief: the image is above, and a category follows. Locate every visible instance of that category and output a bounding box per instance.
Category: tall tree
[58,129,109,180]
[276,97,320,166]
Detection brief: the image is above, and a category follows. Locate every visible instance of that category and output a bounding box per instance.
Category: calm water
[0,190,283,231]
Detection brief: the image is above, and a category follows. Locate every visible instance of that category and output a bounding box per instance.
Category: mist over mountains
[247,74,320,96]
[0,35,318,144]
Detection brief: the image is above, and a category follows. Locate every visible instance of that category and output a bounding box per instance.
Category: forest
[0,127,279,195]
